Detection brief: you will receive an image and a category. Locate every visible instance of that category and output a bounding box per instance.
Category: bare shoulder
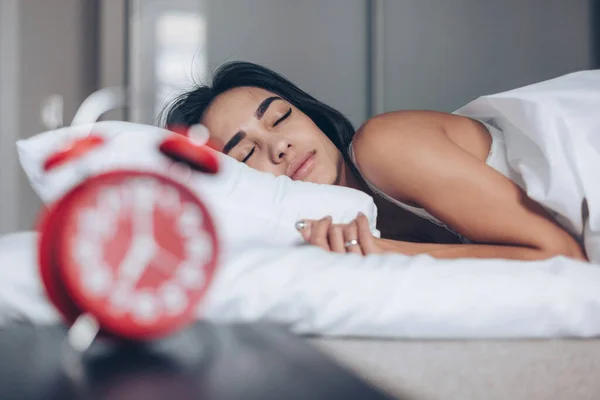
[355,110,448,139]
[352,110,456,167]
[354,110,487,144]
[352,110,491,168]
[350,111,446,203]
[351,110,492,203]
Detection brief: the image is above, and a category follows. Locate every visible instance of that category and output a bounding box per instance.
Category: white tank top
[348,119,524,243]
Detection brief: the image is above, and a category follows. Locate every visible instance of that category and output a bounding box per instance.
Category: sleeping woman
[162,61,587,262]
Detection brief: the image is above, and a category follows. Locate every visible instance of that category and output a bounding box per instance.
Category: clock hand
[114,237,154,290]
[154,245,184,273]
[114,183,158,292]
[132,180,156,242]
[110,237,153,313]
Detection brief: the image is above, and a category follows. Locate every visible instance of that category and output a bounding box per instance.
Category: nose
[269,137,292,163]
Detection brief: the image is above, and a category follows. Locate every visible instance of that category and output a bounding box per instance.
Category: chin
[314,171,339,185]
[297,172,329,185]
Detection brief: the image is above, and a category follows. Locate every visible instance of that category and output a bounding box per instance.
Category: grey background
[0,0,99,233]
[0,0,598,233]
[205,0,369,128]
[383,0,595,112]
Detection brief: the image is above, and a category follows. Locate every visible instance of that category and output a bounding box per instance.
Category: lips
[287,151,316,181]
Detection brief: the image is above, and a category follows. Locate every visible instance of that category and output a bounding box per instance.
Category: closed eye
[273,108,292,127]
[242,147,256,163]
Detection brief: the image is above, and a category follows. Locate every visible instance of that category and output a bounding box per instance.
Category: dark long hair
[161,61,356,158]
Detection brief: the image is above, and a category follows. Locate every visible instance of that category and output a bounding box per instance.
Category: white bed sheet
[2,231,600,340]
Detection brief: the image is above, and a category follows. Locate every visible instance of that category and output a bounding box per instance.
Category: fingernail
[295,220,307,231]
[357,212,365,217]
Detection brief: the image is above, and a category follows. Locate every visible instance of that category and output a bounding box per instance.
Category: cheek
[295,117,337,152]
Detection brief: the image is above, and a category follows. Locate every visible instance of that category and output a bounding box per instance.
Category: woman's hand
[295,213,383,255]
[294,213,579,260]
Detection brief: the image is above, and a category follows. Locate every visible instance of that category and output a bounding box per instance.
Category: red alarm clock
[37,130,220,341]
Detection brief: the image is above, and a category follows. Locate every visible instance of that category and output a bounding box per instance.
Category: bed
[3,71,600,400]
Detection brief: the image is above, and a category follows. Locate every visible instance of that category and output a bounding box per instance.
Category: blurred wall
[0,0,20,235]
[200,0,596,123]
[0,0,99,233]
[382,0,595,113]
[206,0,369,128]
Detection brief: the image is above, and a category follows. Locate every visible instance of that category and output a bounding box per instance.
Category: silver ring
[344,239,359,248]
[295,220,307,231]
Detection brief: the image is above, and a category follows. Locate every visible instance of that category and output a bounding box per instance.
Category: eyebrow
[223,96,282,154]
[255,96,282,119]
[223,130,246,154]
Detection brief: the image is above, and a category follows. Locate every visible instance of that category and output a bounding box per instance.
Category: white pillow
[16,121,379,250]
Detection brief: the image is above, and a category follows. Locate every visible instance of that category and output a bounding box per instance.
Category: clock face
[53,170,219,340]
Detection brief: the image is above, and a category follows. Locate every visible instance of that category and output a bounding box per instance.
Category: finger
[342,221,362,254]
[356,212,379,254]
[295,219,313,242]
[328,224,346,253]
[310,216,333,250]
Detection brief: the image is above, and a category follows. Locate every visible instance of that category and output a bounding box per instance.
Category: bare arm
[352,111,587,261]
[376,238,564,261]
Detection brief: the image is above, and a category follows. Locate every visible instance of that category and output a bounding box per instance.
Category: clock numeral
[108,287,131,315]
[119,184,132,210]
[159,283,188,315]
[133,290,160,323]
[97,187,122,214]
[178,204,203,237]
[133,178,156,210]
[176,261,206,289]
[120,178,154,211]
[74,237,100,265]
[82,267,112,297]
[185,233,212,261]
[78,207,117,239]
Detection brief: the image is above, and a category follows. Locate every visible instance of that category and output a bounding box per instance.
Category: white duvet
[1,231,600,339]
[455,70,600,262]
[1,70,600,339]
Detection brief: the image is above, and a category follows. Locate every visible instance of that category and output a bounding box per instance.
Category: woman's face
[201,86,343,185]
